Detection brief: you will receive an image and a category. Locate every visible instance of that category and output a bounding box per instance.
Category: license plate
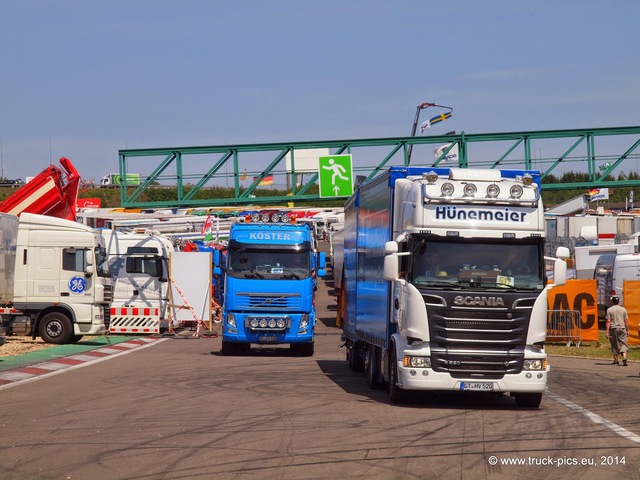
[258,335,278,343]
[460,382,494,392]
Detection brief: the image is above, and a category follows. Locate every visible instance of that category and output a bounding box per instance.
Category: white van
[594,253,640,319]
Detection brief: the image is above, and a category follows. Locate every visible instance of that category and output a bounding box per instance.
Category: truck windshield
[411,239,544,290]
[227,244,311,279]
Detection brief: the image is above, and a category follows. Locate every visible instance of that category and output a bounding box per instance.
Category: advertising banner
[623,280,640,345]
[547,279,599,342]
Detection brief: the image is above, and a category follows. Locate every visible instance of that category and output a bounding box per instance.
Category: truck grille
[427,305,531,378]
[236,293,301,310]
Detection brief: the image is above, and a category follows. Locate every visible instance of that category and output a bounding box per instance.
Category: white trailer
[574,243,634,279]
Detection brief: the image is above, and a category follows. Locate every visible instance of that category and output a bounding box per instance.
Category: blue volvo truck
[215,222,326,356]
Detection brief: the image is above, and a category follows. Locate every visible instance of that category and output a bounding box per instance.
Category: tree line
[0,170,637,210]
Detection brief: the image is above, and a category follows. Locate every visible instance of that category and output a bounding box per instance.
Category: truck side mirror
[212,249,224,275]
[84,250,94,276]
[384,241,400,281]
[384,254,399,281]
[318,251,326,269]
[551,258,567,287]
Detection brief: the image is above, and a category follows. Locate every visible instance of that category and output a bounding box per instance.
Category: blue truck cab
[215,222,326,356]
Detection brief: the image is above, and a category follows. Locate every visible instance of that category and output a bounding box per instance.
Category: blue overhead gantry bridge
[117,125,640,209]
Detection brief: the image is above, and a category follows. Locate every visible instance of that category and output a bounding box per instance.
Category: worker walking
[605,296,629,366]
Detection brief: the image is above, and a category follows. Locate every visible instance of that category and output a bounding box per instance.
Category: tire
[221,340,238,356]
[291,342,314,357]
[39,312,74,344]
[70,335,84,343]
[513,392,542,408]
[388,348,409,405]
[347,340,364,372]
[365,345,384,389]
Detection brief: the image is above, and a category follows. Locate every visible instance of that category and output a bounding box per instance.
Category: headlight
[277,319,286,328]
[510,184,524,199]
[424,171,438,183]
[403,356,431,368]
[522,173,534,186]
[486,183,500,198]
[249,319,259,328]
[259,319,268,328]
[463,183,477,196]
[300,314,309,329]
[523,359,546,370]
[441,182,454,196]
[228,313,237,328]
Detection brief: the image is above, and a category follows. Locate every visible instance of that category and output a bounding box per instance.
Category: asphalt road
[1,266,640,480]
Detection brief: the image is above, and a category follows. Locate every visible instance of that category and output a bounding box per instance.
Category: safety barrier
[547,309,582,347]
[109,307,161,334]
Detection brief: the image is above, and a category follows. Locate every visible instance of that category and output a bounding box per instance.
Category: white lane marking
[0,338,168,391]
[547,390,640,445]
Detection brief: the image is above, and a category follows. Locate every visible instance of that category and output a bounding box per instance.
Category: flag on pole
[253,175,274,186]
[420,111,452,132]
[589,188,609,201]
[201,214,213,237]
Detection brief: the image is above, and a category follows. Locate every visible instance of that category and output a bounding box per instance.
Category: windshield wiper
[460,279,518,290]
[416,280,462,288]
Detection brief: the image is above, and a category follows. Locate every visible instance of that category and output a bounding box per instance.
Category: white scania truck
[0,212,112,343]
[341,167,567,407]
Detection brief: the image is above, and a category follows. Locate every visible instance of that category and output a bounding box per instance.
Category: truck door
[60,247,94,303]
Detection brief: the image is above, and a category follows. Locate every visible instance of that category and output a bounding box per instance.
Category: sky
[0,0,639,183]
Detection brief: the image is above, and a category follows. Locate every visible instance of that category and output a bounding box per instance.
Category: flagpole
[408,102,453,165]
[408,103,435,165]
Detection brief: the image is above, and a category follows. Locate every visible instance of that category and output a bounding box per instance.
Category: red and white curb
[0,337,167,391]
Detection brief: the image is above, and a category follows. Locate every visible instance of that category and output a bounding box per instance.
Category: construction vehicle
[0,157,81,221]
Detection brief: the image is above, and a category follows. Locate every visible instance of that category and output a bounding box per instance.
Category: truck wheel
[347,340,364,372]
[365,345,384,389]
[291,342,314,356]
[221,340,238,355]
[388,349,409,405]
[39,312,73,344]
[513,392,542,408]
